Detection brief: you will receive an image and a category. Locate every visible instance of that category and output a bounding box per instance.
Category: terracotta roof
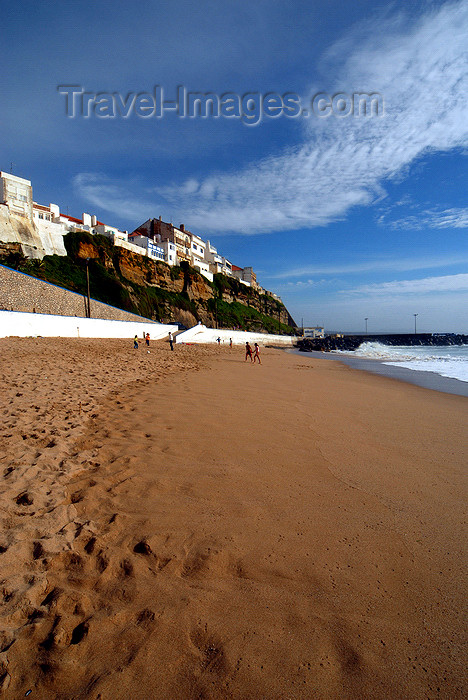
[231,264,243,271]
[62,214,105,226]
[62,214,83,224]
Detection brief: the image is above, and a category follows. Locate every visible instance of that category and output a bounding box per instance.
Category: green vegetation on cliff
[0,231,296,333]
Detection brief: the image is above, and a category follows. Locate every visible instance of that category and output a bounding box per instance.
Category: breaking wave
[333,341,468,383]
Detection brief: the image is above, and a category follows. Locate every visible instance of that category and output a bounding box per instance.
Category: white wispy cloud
[378,207,468,230]
[285,278,331,287]
[75,173,156,221]
[268,253,468,280]
[346,273,468,296]
[76,1,468,234]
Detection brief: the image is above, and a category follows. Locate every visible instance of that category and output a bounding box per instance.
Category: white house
[128,234,165,261]
[0,172,33,219]
[31,203,68,256]
[204,239,233,277]
[159,240,177,265]
[189,233,213,280]
[94,223,128,242]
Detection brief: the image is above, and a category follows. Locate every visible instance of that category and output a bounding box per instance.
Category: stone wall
[0,264,153,323]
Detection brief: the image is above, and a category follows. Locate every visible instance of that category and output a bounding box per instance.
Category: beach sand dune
[0,339,466,699]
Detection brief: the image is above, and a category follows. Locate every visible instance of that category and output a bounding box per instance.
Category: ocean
[333,341,468,384]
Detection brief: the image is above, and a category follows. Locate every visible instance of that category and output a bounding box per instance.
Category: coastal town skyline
[2,0,467,333]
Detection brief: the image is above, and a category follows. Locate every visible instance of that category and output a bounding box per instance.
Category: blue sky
[2,0,467,332]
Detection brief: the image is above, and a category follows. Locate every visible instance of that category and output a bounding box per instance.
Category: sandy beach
[0,338,466,699]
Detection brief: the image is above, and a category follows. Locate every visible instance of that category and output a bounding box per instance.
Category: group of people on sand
[134,331,174,350]
[133,333,260,363]
[245,342,261,364]
[134,332,150,349]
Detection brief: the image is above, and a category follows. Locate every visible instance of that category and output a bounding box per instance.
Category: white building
[204,240,233,276]
[127,234,165,261]
[31,203,68,256]
[94,223,128,242]
[304,327,325,339]
[160,240,177,265]
[232,265,258,288]
[231,265,251,287]
[0,172,33,219]
[189,233,213,280]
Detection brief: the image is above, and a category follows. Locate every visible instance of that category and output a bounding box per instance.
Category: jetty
[297,333,468,352]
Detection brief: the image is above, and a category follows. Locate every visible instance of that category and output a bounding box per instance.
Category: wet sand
[0,338,466,699]
[292,348,468,398]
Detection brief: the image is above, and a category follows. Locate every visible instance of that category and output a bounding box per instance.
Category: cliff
[0,231,296,333]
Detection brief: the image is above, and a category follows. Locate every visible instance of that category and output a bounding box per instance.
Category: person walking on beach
[145,332,150,346]
[245,342,253,362]
[133,335,139,350]
[253,342,261,364]
[229,338,232,349]
[217,336,221,345]
[168,331,174,351]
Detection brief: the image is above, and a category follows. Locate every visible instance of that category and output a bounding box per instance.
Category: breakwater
[297,333,468,352]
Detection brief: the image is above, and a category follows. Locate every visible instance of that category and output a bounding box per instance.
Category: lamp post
[85,258,91,318]
[365,317,368,334]
[413,313,418,334]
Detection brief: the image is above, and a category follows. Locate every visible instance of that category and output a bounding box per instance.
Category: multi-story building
[204,239,223,271]
[232,265,257,288]
[204,239,233,277]
[0,172,33,219]
[93,222,128,242]
[132,218,213,279]
[32,203,99,235]
[127,233,165,261]
[189,232,213,280]
[159,240,177,265]
[231,265,251,287]
[133,217,192,265]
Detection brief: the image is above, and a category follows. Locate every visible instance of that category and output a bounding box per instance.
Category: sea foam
[333,342,468,383]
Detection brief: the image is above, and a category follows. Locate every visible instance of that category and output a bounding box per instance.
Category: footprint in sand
[15,492,33,506]
[70,620,89,645]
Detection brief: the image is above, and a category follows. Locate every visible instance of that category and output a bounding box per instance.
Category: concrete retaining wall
[176,324,296,346]
[0,263,154,323]
[0,310,177,339]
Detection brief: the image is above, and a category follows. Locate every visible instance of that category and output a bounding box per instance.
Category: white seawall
[0,310,177,339]
[176,324,296,346]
